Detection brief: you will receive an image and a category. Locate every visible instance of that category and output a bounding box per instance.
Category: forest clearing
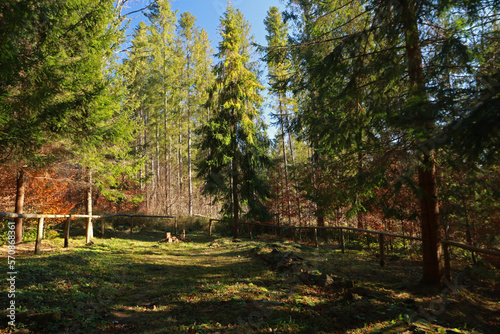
[1,0,499,333]
[0,223,499,333]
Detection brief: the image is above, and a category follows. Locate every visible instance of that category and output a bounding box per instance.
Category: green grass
[0,228,498,333]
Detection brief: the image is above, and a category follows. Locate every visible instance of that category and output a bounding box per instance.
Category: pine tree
[197,4,270,238]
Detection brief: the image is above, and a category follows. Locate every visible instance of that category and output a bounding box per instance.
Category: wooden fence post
[101,217,105,236]
[379,234,385,267]
[208,219,213,236]
[35,217,44,255]
[314,228,318,248]
[443,241,451,281]
[340,229,345,253]
[64,216,71,248]
[249,224,252,239]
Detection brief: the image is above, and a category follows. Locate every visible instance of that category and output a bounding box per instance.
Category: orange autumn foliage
[26,169,78,216]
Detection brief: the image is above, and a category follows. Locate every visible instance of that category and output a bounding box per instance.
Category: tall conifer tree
[197,4,270,238]
[265,7,295,226]
[177,12,214,216]
[0,0,130,242]
[286,0,499,285]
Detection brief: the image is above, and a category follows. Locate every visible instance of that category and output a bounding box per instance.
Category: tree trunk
[151,156,156,212]
[232,159,239,239]
[401,0,443,285]
[463,198,477,264]
[279,95,291,226]
[231,105,239,239]
[178,118,183,214]
[186,51,193,217]
[14,167,26,244]
[86,168,93,244]
[155,124,161,213]
[418,154,442,284]
[317,215,326,242]
[286,112,301,227]
[34,217,44,255]
[356,152,364,230]
[167,135,172,214]
[188,103,193,216]
[144,110,149,212]
[138,114,144,190]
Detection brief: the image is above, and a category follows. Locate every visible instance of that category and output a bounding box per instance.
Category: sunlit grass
[0,228,497,333]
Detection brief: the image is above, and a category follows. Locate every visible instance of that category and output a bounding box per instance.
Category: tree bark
[232,158,239,239]
[14,167,26,244]
[418,154,443,284]
[285,110,301,228]
[279,94,291,226]
[178,118,183,199]
[463,198,477,264]
[188,100,193,217]
[186,50,193,217]
[155,124,161,212]
[231,103,239,239]
[86,168,93,244]
[401,0,443,285]
[34,217,44,255]
[357,152,364,230]
[317,215,326,242]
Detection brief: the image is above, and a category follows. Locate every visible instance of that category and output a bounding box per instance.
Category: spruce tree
[0,0,128,242]
[197,4,270,238]
[144,0,178,214]
[264,7,294,226]
[176,12,215,216]
[286,0,499,285]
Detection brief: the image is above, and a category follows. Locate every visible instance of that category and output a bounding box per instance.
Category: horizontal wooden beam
[443,240,500,257]
[240,222,500,258]
[102,214,176,219]
[0,212,175,220]
[239,222,422,241]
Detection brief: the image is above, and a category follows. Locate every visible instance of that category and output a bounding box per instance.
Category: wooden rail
[1,212,175,254]
[4,212,499,280]
[0,212,175,220]
[240,221,500,278]
[193,214,221,236]
[442,240,500,280]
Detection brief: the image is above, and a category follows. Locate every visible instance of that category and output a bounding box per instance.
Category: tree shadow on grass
[1,232,498,334]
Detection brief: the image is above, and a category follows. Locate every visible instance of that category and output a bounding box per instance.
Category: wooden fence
[240,221,500,280]
[3,212,499,281]
[1,212,175,254]
[192,214,226,237]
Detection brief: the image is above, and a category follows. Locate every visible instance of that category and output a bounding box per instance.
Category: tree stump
[161,232,178,243]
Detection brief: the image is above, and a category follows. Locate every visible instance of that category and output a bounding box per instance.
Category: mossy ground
[0,226,498,333]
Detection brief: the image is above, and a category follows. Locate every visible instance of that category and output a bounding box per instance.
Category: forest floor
[0,227,498,334]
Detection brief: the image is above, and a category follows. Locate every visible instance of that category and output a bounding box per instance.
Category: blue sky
[124,0,285,51]
[123,0,286,139]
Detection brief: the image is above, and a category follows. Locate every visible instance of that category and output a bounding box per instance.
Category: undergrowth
[0,228,498,333]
